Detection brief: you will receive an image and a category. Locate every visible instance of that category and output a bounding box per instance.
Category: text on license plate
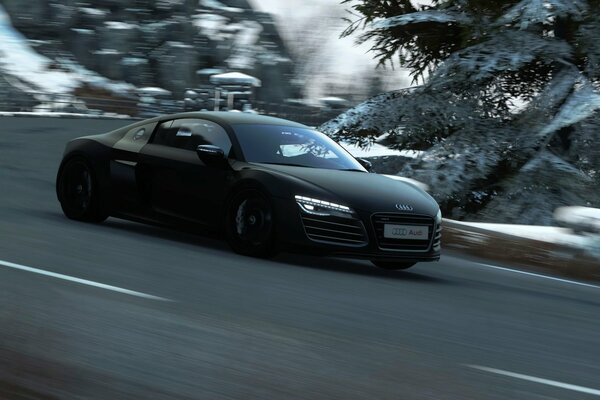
[383,224,429,240]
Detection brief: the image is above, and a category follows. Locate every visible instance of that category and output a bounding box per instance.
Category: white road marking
[476,262,600,289]
[0,259,170,301]
[466,365,600,396]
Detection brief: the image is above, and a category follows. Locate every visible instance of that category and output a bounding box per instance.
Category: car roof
[149,111,309,128]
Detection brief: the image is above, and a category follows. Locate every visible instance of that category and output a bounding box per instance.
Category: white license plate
[383,224,429,240]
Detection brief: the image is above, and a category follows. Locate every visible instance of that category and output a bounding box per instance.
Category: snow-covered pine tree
[322,0,600,223]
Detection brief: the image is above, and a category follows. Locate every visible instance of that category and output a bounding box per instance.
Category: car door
[110,122,157,214]
[137,118,233,226]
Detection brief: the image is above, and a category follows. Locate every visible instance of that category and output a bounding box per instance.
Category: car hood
[252,163,439,215]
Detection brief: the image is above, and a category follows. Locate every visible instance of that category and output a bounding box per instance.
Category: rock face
[2,0,298,100]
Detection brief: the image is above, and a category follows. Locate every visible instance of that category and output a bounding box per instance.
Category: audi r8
[56,112,441,270]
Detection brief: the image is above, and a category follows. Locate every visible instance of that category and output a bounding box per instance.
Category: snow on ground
[0,5,134,95]
[450,207,600,253]
[450,220,590,247]
[137,87,173,97]
[58,58,135,94]
[0,5,78,93]
[209,71,262,87]
[555,206,600,233]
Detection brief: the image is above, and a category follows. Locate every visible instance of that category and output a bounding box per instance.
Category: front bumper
[273,198,441,262]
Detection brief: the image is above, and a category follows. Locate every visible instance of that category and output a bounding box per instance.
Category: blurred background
[0,0,408,124]
[0,0,598,246]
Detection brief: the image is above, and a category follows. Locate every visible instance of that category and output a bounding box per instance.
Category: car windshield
[233,124,366,171]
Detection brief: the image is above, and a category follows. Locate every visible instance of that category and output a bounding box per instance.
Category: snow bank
[0,5,134,95]
[0,5,77,93]
[450,220,589,247]
[451,218,600,262]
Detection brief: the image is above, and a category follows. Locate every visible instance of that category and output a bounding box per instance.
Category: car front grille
[372,213,435,251]
[300,213,368,246]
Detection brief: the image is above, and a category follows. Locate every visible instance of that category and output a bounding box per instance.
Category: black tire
[225,189,277,258]
[371,261,416,270]
[57,157,108,223]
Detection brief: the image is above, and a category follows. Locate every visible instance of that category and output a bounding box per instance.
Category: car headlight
[295,195,354,216]
[436,209,442,223]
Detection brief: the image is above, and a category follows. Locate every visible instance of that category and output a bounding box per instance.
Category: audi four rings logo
[395,204,414,211]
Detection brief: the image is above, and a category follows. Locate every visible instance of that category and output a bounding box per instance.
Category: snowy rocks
[99,21,140,54]
[70,28,98,69]
[2,0,297,102]
[152,41,197,95]
[120,57,153,87]
[48,2,78,30]
[0,75,36,111]
[77,6,109,29]
[1,0,47,31]
[92,49,125,81]
[139,20,178,47]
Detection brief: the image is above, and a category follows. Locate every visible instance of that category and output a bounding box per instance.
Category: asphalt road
[1,116,599,400]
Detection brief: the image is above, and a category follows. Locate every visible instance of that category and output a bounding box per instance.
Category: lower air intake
[301,214,367,246]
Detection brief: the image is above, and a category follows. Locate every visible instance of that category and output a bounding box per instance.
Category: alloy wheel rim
[66,163,92,212]
[234,196,271,245]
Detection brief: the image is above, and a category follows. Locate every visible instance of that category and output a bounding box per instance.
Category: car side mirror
[357,158,373,172]
[196,145,227,168]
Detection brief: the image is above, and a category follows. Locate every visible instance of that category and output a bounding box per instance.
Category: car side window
[152,120,175,146]
[152,119,232,156]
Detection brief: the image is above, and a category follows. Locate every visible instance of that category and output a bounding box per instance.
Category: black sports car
[56,112,441,270]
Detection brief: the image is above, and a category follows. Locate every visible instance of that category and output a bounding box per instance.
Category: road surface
[1,116,599,399]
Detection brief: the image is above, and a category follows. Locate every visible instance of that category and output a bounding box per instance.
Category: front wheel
[57,157,108,223]
[225,189,277,258]
[371,261,416,270]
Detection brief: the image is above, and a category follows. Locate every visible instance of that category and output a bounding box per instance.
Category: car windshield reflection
[233,124,366,171]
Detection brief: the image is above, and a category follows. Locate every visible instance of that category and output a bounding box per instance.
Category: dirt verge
[442,220,600,281]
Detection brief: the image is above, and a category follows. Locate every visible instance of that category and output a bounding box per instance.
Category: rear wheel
[371,261,416,270]
[57,157,107,223]
[225,189,276,258]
